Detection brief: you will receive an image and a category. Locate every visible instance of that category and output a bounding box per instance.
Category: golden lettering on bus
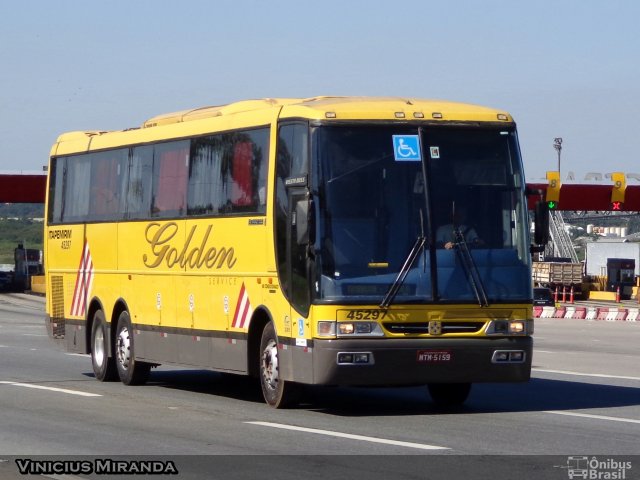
[143,222,237,270]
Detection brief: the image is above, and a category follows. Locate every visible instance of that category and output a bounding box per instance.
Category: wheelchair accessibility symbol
[392,135,421,161]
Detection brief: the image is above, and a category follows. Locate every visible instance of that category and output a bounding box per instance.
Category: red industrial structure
[0,171,639,211]
[0,173,47,203]
[526,181,640,211]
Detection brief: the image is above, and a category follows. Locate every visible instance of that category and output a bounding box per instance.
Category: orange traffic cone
[570,286,574,304]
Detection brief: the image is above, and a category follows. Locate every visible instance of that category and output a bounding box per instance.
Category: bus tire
[114,310,150,386]
[427,382,472,407]
[91,310,117,382]
[259,322,299,408]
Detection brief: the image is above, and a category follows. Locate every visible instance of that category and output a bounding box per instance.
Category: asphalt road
[0,293,638,479]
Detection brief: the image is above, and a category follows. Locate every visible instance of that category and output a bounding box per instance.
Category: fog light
[492,350,526,363]
[337,352,374,365]
[510,351,525,362]
[354,353,370,364]
[494,351,509,362]
[338,353,354,364]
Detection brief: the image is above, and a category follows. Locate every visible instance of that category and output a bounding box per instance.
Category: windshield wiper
[453,227,489,307]
[380,235,426,309]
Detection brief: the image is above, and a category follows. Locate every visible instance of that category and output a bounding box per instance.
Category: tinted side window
[48,157,66,224]
[88,149,128,221]
[127,146,153,219]
[152,141,189,218]
[62,154,91,223]
[48,127,270,224]
[188,128,269,216]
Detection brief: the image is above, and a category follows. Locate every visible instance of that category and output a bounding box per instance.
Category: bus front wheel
[115,311,151,386]
[259,322,300,408]
[91,310,117,381]
[427,383,472,407]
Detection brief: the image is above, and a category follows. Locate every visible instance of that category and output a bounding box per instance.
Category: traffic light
[610,172,626,210]
[546,171,560,209]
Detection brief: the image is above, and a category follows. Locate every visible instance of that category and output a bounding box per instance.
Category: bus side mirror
[295,199,315,246]
[533,200,550,246]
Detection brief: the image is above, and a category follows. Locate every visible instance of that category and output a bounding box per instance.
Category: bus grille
[382,322,485,334]
[50,275,65,338]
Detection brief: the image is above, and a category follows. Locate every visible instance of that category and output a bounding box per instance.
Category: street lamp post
[553,137,563,175]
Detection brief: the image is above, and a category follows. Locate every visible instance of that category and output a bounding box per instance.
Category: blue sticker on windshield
[392,135,421,161]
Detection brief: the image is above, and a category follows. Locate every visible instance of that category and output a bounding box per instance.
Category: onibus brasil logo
[558,456,632,479]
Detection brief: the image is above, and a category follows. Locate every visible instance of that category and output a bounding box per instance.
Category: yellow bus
[45,97,536,408]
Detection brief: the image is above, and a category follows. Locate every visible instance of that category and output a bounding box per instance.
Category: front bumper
[312,336,532,386]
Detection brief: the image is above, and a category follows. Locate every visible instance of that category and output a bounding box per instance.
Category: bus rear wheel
[259,322,300,408]
[115,311,151,386]
[427,383,472,407]
[91,310,117,381]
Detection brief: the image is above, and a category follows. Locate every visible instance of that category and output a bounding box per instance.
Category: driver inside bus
[435,205,484,249]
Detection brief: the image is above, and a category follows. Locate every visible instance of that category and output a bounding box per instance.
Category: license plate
[417,350,452,363]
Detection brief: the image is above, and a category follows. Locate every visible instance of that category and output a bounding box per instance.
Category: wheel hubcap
[94,327,105,367]
[261,339,279,390]
[116,327,131,370]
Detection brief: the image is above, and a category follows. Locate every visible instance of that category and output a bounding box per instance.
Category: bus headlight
[317,321,385,338]
[337,322,384,337]
[509,321,525,334]
[486,320,532,336]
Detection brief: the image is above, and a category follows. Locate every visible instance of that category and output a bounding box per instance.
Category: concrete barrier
[573,307,587,319]
[605,309,619,321]
[627,309,639,321]
[532,304,634,321]
[615,309,628,321]
[553,307,567,318]
[541,306,556,318]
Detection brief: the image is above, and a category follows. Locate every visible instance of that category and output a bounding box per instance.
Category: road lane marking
[534,350,555,353]
[533,368,640,382]
[0,381,101,397]
[246,421,448,450]
[546,411,640,425]
[65,353,90,357]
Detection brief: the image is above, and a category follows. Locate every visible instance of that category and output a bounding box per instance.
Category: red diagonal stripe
[232,283,246,328]
[70,242,88,315]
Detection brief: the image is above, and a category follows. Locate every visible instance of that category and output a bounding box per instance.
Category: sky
[1,0,639,181]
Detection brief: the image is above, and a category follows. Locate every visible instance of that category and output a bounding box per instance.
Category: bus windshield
[314,124,531,305]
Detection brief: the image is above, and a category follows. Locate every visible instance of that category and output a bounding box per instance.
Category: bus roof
[51,97,514,156]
